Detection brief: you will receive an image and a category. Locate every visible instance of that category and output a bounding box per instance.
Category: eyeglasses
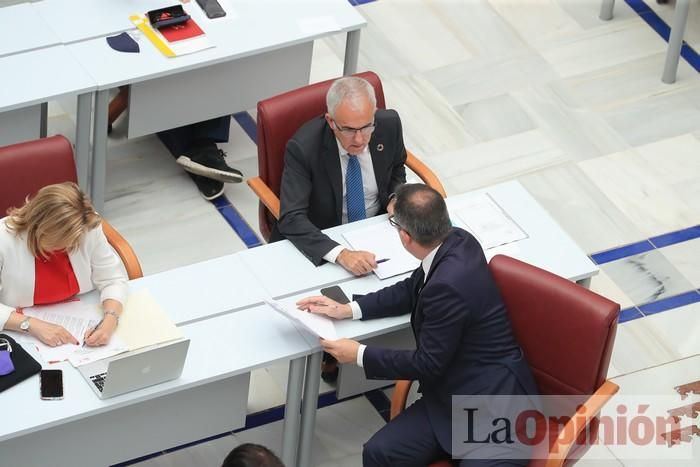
[331,119,376,137]
[0,338,12,353]
[388,215,403,231]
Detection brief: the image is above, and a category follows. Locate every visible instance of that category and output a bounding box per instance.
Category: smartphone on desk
[40,369,64,400]
[320,285,350,305]
[196,0,227,19]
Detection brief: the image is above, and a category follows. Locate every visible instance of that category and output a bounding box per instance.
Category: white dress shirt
[353,243,442,366]
[323,139,379,263]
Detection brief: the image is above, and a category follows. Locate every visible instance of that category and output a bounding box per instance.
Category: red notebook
[159,18,204,42]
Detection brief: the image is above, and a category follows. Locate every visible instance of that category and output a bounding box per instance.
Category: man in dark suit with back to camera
[275,76,407,277]
[297,184,538,466]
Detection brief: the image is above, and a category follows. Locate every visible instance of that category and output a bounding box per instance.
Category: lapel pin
[376,143,384,152]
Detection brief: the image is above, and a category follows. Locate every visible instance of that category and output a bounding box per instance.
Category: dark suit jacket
[275,109,407,265]
[358,228,538,452]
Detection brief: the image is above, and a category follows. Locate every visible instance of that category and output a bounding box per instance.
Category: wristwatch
[19,317,31,332]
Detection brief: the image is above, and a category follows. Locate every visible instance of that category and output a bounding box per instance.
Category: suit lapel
[368,123,389,201]
[411,231,460,340]
[322,124,343,222]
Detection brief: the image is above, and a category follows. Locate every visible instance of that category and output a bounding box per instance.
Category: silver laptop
[79,338,190,399]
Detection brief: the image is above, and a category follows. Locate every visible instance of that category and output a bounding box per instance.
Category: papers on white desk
[342,221,420,279]
[19,301,127,366]
[265,299,337,340]
[115,288,183,351]
[454,194,528,250]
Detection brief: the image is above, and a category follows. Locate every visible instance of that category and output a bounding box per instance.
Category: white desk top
[128,253,269,325]
[65,0,366,89]
[33,0,170,44]
[446,181,598,282]
[0,3,61,57]
[0,45,96,112]
[0,304,312,443]
[245,180,597,298]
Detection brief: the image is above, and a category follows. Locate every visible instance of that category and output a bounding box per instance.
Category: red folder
[159,18,204,42]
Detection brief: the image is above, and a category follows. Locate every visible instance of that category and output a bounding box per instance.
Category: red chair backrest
[489,255,619,397]
[0,136,77,215]
[255,71,386,240]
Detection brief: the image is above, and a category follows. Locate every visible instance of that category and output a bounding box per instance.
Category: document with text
[19,301,127,365]
[454,193,528,250]
[342,221,420,279]
[265,299,337,340]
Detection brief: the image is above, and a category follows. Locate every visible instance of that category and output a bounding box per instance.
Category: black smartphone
[320,285,350,304]
[196,0,227,19]
[40,369,64,400]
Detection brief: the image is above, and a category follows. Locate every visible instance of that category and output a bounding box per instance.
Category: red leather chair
[247,71,446,241]
[0,136,143,279]
[390,255,620,467]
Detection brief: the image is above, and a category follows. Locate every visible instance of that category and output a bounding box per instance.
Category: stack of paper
[15,289,182,367]
[265,299,336,340]
[18,301,128,366]
[454,194,528,250]
[342,221,420,279]
[115,288,184,351]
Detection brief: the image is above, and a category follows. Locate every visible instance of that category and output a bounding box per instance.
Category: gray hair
[393,184,451,248]
[326,77,377,119]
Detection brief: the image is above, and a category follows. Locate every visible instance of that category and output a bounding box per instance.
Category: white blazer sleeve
[0,249,13,330]
[89,225,128,305]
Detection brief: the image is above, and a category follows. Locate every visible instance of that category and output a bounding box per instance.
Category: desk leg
[297,351,322,467]
[281,357,305,467]
[40,103,48,138]
[343,29,361,76]
[662,0,690,84]
[599,0,614,21]
[577,277,592,289]
[91,89,110,213]
[75,92,93,192]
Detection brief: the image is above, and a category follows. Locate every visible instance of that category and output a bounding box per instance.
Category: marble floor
[13,0,700,465]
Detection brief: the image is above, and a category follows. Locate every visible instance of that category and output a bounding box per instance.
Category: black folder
[0,333,41,392]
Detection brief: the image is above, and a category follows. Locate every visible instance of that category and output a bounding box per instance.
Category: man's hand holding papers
[265,299,337,340]
[296,295,353,320]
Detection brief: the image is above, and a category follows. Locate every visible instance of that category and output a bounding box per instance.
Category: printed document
[342,221,420,279]
[454,194,527,250]
[265,299,337,340]
[19,301,127,365]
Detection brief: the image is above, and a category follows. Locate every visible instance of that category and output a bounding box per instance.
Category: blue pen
[376,258,390,264]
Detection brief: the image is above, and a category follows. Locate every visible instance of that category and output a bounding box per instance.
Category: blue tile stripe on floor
[212,195,263,248]
[590,240,655,265]
[588,224,700,323]
[618,307,644,323]
[649,224,700,248]
[637,290,700,315]
[233,111,257,144]
[624,0,700,73]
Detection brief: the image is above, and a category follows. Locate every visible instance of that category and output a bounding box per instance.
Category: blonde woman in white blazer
[0,182,127,347]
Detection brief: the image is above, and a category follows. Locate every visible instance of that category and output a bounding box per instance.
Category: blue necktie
[346,154,366,223]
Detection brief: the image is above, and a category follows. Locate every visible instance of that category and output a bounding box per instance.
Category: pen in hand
[376,258,390,264]
[83,318,104,347]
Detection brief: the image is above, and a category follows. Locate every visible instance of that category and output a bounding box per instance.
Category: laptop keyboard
[90,372,107,392]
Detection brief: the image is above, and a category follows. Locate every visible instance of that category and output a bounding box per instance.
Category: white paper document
[342,221,420,279]
[265,299,337,340]
[454,194,528,250]
[20,301,127,365]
